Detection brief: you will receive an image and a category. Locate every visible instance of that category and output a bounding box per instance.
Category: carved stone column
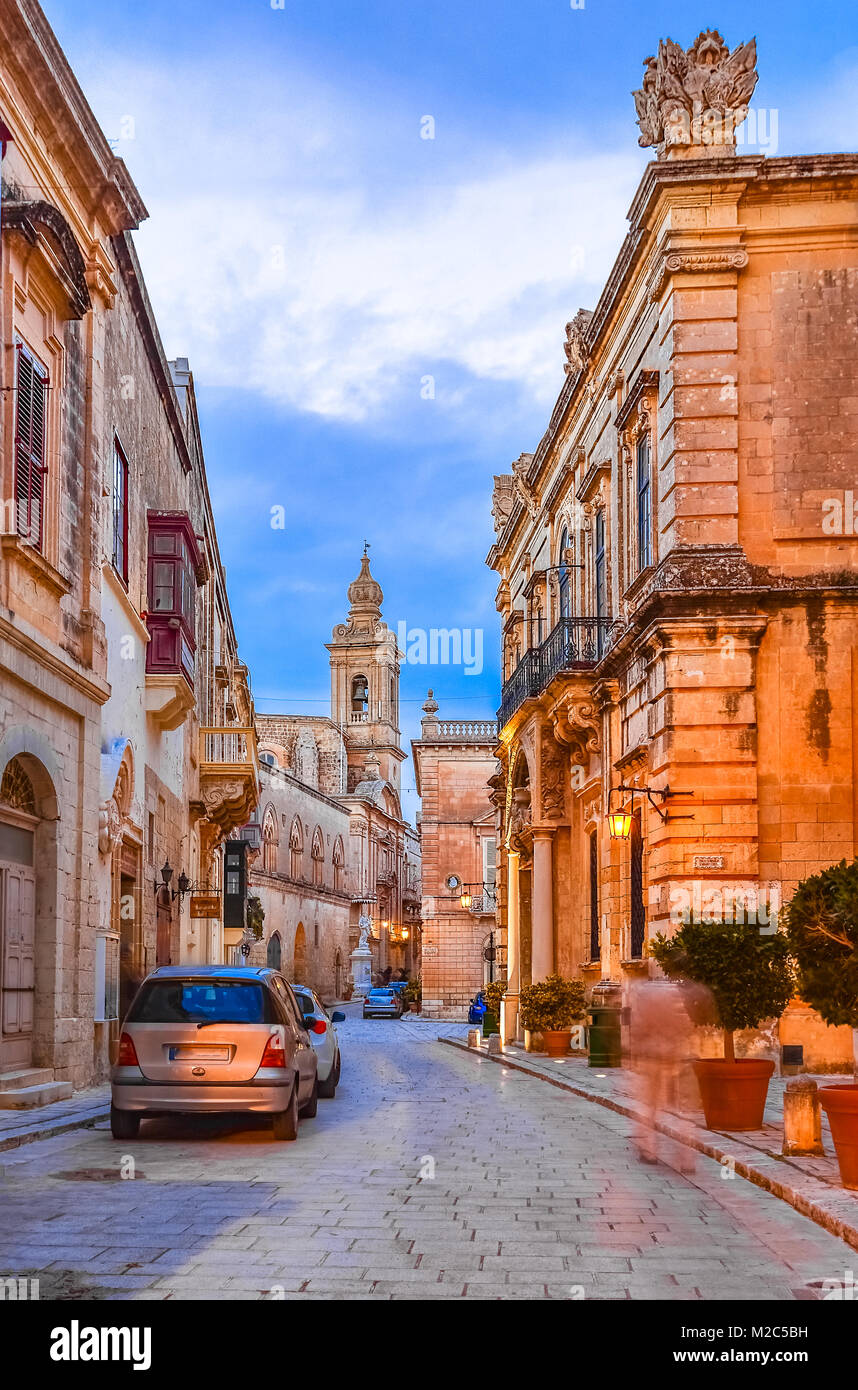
[501,848,521,1042]
[531,828,555,981]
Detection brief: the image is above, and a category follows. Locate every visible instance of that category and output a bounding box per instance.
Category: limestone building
[488,30,857,1069]
[250,554,421,992]
[412,694,499,1018]
[0,0,258,1093]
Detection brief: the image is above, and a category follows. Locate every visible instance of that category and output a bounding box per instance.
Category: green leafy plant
[519,975,588,1033]
[649,919,795,1061]
[483,979,507,1019]
[781,858,858,1028]
[246,895,265,941]
[403,977,422,1005]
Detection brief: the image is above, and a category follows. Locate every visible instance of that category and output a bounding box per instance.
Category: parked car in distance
[387,981,408,996]
[363,987,403,1019]
[468,992,487,1025]
[291,984,345,1098]
[110,966,318,1142]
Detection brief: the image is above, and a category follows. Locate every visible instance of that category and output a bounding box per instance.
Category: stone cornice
[0,611,110,708]
[0,0,147,233]
[507,152,858,522]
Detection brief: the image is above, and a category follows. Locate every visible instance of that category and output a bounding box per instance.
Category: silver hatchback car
[110,966,318,1141]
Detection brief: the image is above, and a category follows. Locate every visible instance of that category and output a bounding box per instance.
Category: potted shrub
[519,975,588,1057]
[649,919,794,1131]
[782,859,858,1188]
[482,979,506,1037]
[403,978,422,1012]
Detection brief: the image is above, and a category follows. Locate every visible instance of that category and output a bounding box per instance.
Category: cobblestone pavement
[0,1009,854,1301]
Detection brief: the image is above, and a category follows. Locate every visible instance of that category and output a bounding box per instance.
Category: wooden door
[1,860,36,1070]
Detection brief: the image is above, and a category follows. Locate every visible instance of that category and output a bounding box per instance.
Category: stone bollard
[487,1034,503,1057]
[782,1077,825,1156]
[467,1029,481,1048]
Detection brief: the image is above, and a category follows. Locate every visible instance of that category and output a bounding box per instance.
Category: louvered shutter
[15,347,48,550]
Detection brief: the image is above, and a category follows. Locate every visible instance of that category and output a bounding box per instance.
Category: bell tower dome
[327,549,406,792]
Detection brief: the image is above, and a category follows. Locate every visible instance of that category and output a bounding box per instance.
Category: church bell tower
[327,550,406,792]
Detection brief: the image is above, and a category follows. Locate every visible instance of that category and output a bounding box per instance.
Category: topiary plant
[649,918,794,1062]
[519,974,588,1032]
[781,858,858,1029]
[483,979,507,1019]
[246,895,265,941]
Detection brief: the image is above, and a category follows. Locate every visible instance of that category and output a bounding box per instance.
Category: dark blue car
[468,992,487,1025]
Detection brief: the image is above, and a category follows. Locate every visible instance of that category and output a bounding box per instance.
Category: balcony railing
[200,726,259,776]
[498,617,617,729]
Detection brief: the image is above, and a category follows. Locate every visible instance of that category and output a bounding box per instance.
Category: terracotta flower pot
[542,1028,572,1057]
[692,1058,775,1131]
[819,1085,858,1190]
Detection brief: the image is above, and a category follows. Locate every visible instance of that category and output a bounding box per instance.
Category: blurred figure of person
[627,977,703,1172]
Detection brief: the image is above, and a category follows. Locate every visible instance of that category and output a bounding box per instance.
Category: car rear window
[127,981,275,1024]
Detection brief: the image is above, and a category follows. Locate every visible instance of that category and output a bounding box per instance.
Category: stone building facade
[487,31,857,1069]
[412,694,499,1018]
[250,554,421,990]
[0,0,258,1093]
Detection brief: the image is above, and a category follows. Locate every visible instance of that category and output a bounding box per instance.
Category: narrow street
[1,1009,853,1301]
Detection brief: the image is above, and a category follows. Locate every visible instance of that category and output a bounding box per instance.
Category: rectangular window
[112,441,129,582]
[589,833,600,961]
[630,812,645,959]
[594,509,607,621]
[14,344,48,551]
[636,435,652,572]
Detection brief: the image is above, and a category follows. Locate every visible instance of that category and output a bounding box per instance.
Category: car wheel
[272,1082,299,1140]
[110,1105,140,1140]
[300,1075,319,1118]
[318,1056,340,1099]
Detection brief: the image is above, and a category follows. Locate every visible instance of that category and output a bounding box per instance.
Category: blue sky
[43,0,858,821]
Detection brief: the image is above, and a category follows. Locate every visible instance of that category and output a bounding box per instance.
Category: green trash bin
[482,1009,499,1038]
[588,1005,621,1067]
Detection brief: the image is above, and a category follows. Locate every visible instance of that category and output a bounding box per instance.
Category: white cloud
[77,53,642,425]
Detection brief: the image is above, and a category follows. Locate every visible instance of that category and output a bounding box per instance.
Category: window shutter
[15,348,48,550]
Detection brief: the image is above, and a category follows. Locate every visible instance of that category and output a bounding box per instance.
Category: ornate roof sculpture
[633,30,758,158]
[564,309,594,375]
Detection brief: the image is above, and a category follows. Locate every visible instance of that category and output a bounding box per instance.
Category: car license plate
[169,1045,230,1061]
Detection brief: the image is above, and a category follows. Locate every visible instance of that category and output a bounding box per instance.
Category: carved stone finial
[632,31,758,159]
[564,309,593,375]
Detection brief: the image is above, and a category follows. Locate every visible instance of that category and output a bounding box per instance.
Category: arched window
[389,672,397,722]
[558,527,571,619]
[267,932,282,971]
[260,750,276,768]
[289,816,304,879]
[351,674,369,718]
[311,826,324,887]
[332,836,345,893]
[262,806,278,874]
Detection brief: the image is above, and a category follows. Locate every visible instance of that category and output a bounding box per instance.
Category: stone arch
[0,744,60,1072]
[293,922,307,983]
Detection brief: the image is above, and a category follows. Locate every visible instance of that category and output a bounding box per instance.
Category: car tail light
[308,1018,327,1035]
[260,1033,287,1067]
[117,1032,139,1067]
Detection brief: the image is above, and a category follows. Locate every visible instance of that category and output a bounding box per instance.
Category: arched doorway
[293,922,307,983]
[0,754,58,1072]
[267,931,282,971]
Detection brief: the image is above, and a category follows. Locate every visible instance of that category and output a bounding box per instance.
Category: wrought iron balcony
[498,617,617,729]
